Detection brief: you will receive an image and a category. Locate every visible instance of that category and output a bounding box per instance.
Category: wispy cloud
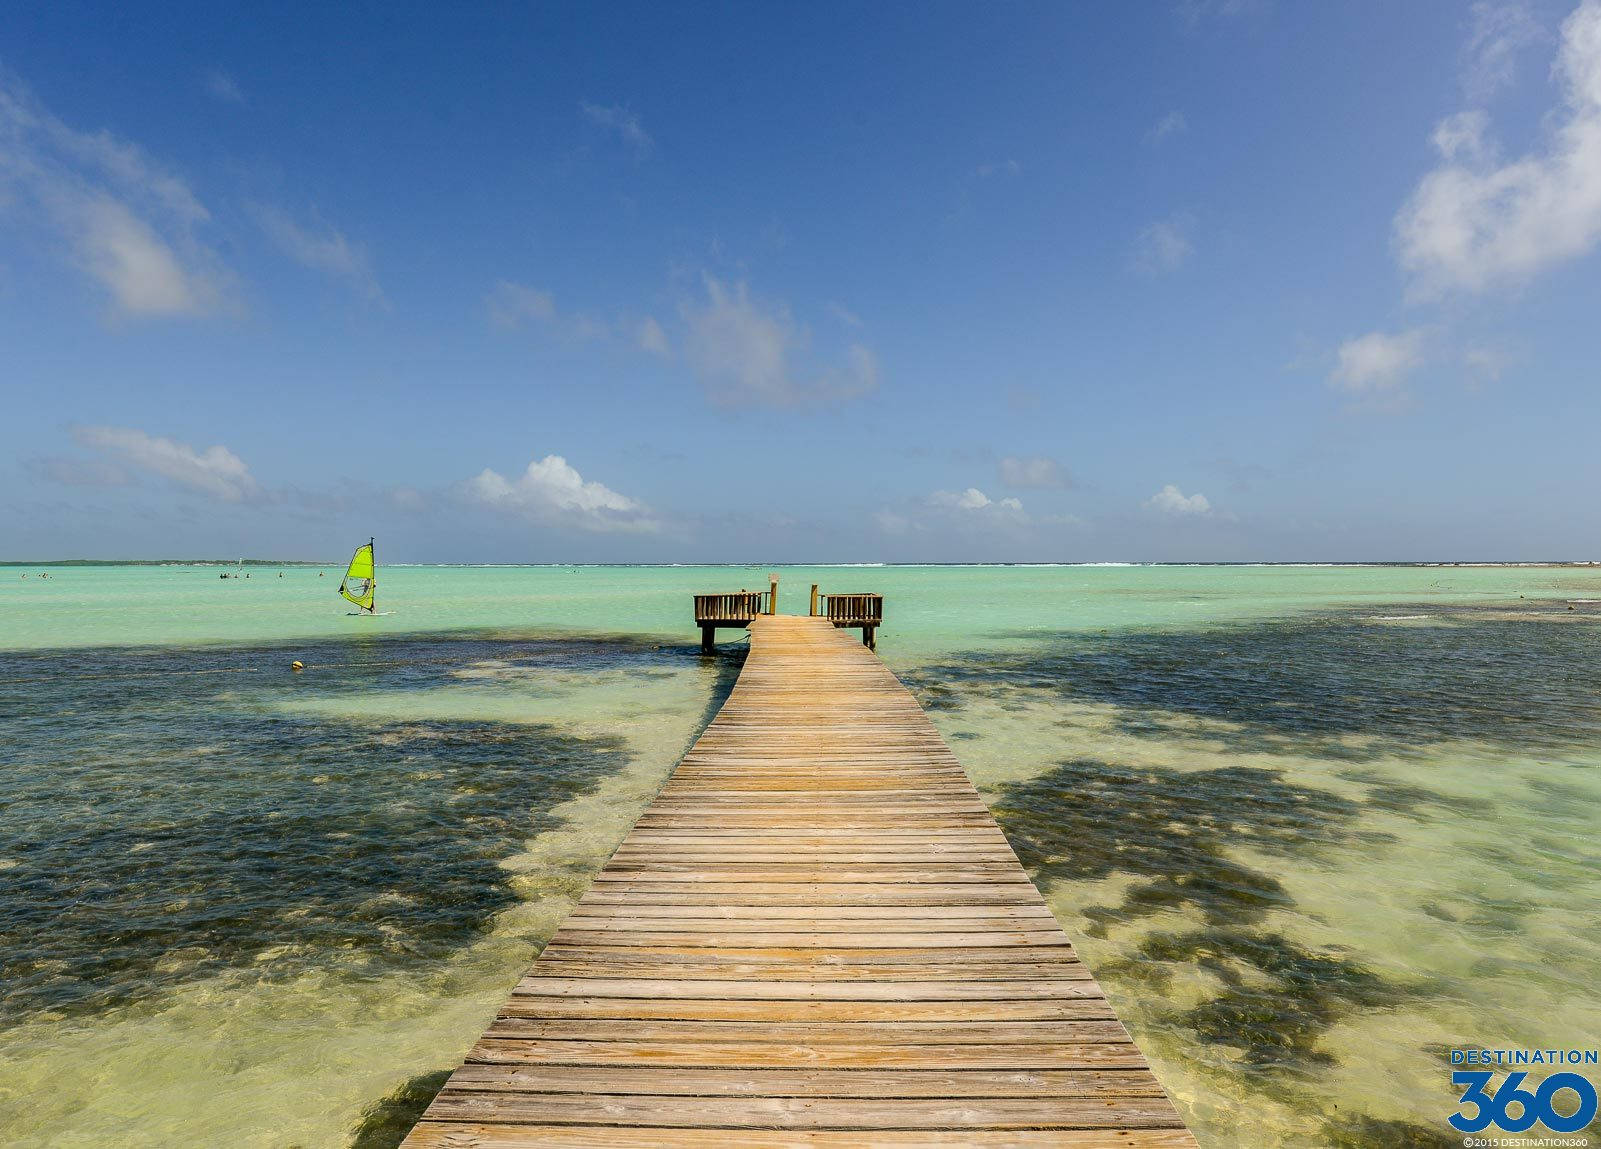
[0,77,229,316]
[28,455,132,488]
[1329,329,1427,391]
[1130,213,1194,275]
[581,102,653,157]
[680,276,879,407]
[998,456,1072,489]
[486,280,557,327]
[1464,342,1514,382]
[67,425,259,501]
[931,487,1024,513]
[1147,110,1188,144]
[1395,0,1601,298]
[637,315,671,357]
[826,300,863,328]
[1176,0,1267,30]
[878,484,1082,538]
[1146,484,1212,515]
[488,279,674,358]
[973,158,1022,179]
[253,204,382,301]
[463,454,658,533]
[203,68,245,104]
[1463,1,1545,101]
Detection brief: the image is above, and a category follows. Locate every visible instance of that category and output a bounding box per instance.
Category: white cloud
[999,456,1070,489]
[71,425,259,501]
[881,484,1087,538]
[204,69,245,104]
[1396,0,1601,298]
[487,280,556,327]
[581,102,653,157]
[1464,1,1545,101]
[489,282,670,355]
[254,205,381,300]
[826,300,863,328]
[930,487,1024,513]
[77,196,210,315]
[1176,0,1265,29]
[974,158,1022,179]
[680,276,879,407]
[637,315,670,356]
[1329,329,1427,391]
[1146,484,1212,515]
[1464,343,1514,381]
[1130,214,1194,275]
[1431,110,1495,166]
[1148,110,1188,144]
[465,454,657,533]
[0,78,227,316]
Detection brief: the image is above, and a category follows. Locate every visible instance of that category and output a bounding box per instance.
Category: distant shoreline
[1,559,334,568]
[5,560,1600,570]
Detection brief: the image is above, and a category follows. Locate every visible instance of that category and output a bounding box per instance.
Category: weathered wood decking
[402,615,1196,1147]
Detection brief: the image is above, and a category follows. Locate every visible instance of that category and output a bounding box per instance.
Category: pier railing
[693,575,780,652]
[693,590,770,622]
[810,589,884,648]
[817,592,883,624]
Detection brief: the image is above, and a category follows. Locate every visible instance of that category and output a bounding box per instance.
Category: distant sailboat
[340,538,377,615]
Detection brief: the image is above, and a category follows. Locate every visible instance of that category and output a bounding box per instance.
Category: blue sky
[4,0,1601,562]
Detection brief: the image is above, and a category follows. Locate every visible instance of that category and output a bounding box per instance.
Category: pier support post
[863,625,876,649]
[810,584,818,616]
[700,624,716,654]
[768,574,779,615]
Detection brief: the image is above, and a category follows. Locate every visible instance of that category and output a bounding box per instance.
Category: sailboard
[339,537,384,615]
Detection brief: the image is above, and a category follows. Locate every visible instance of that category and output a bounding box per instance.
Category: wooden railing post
[768,573,779,615]
[810,584,819,616]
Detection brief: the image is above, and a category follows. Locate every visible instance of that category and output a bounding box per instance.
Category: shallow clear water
[1,564,1598,1146]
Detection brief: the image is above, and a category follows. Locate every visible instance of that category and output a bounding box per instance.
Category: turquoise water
[2,564,1599,1146]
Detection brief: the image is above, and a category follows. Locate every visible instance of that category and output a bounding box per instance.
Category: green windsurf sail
[339,538,376,613]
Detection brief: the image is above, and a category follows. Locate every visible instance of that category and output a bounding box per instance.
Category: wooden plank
[478,1020,1132,1044]
[561,904,1057,921]
[400,614,1195,1146]
[544,931,1076,949]
[521,962,1094,983]
[462,1039,1158,1070]
[419,1092,1183,1128]
[473,1024,1127,1049]
[574,883,1051,906]
[509,978,1102,1001]
[492,997,1116,1024]
[443,1063,1168,1097]
[404,1124,1201,1148]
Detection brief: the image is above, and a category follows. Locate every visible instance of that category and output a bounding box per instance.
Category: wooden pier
[402,614,1196,1147]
